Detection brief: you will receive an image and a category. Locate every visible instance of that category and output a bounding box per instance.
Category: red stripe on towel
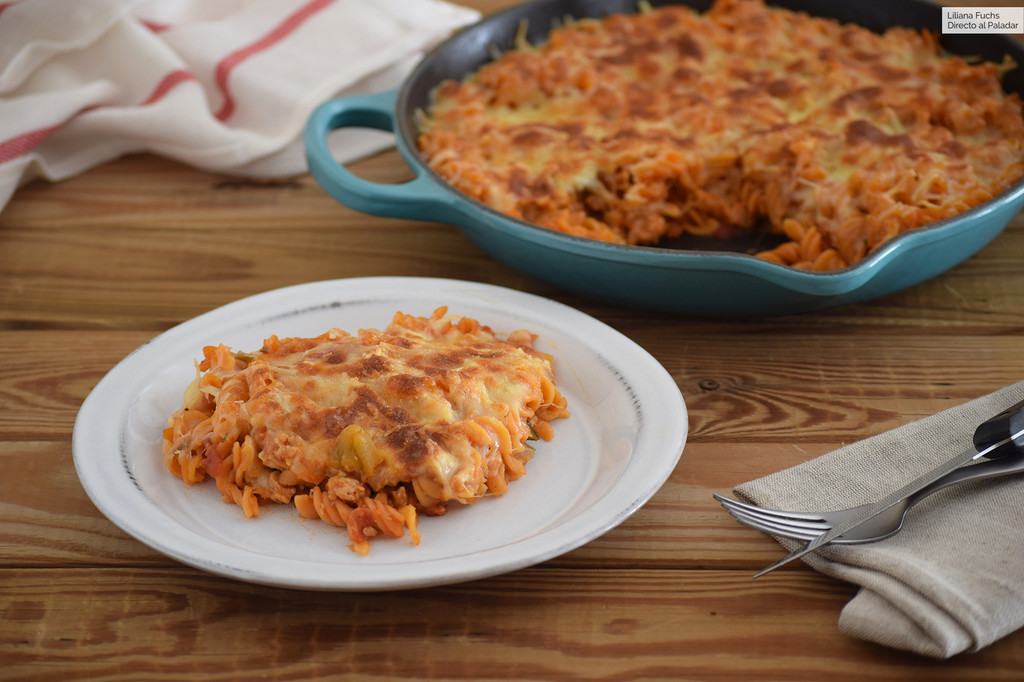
[213,0,335,121]
[140,19,172,32]
[0,126,63,165]
[0,0,336,164]
[0,106,98,165]
[0,66,196,165]
[141,69,198,105]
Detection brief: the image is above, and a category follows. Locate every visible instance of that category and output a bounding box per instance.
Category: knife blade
[754,399,1024,578]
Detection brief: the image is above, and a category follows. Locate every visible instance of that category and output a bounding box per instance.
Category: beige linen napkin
[734,381,1024,658]
[0,0,480,213]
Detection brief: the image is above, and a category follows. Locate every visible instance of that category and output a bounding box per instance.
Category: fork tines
[713,493,830,540]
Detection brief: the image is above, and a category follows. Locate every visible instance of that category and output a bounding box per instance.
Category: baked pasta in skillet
[417,0,1024,270]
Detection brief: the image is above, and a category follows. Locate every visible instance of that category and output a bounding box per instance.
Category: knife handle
[973,397,1024,458]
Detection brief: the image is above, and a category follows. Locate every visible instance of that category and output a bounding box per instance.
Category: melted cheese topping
[417,0,1024,270]
[162,307,569,553]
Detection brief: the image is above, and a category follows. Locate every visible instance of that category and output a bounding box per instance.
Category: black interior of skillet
[396,0,1024,253]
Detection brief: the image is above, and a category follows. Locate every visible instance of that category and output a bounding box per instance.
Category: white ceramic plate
[73,277,687,590]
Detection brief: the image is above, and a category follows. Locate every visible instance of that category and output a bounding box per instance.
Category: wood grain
[4,567,1022,682]
[3,0,1024,677]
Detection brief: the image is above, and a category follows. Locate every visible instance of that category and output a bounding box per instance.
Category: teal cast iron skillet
[304,0,1024,316]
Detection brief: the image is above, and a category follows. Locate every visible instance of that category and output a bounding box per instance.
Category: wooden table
[3,2,1024,679]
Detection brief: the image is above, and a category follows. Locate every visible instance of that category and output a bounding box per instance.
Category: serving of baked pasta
[161,307,569,555]
[417,0,1024,271]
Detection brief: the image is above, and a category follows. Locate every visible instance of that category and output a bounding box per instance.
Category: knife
[754,397,1024,578]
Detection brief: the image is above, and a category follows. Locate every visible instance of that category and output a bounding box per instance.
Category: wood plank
[2,326,1022,568]
[1,153,1022,332]
[0,434,1009,571]
[0,331,156,439]
[2,0,1024,676]
[0,437,779,568]
[2,328,1023,441]
[2,567,1022,681]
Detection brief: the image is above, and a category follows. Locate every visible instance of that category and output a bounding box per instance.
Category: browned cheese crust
[417,0,1024,270]
[162,308,569,553]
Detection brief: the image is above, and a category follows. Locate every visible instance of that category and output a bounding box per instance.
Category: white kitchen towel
[734,381,1024,659]
[0,0,480,212]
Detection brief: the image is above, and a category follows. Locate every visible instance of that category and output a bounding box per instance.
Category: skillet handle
[303,89,461,222]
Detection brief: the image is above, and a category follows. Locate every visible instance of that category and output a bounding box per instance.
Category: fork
[715,398,1024,545]
[714,452,1024,544]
